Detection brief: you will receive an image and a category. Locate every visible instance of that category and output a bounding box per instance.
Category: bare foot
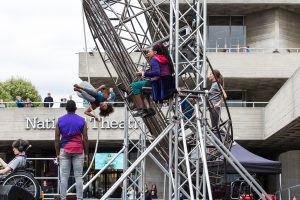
[73,87,82,92]
[73,84,82,89]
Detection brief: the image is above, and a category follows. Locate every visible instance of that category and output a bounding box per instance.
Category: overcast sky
[0,0,95,104]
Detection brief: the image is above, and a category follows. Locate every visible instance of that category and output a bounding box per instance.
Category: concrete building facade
[1,0,300,198]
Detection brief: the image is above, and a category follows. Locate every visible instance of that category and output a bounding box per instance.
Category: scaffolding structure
[81,0,272,199]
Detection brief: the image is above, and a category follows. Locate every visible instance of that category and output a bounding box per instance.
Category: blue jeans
[59,149,84,200]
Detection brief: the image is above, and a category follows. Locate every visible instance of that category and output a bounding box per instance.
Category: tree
[2,77,42,106]
[0,83,12,101]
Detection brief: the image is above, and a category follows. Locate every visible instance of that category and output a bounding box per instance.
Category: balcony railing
[0,101,268,108]
[207,47,300,53]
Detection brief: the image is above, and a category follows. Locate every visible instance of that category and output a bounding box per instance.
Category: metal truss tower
[81,0,273,199]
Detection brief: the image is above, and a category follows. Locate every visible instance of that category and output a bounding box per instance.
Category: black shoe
[142,108,156,118]
[132,108,145,117]
[117,83,127,93]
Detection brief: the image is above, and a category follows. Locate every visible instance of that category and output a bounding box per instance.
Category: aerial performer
[130,43,175,117]
[73,82,114,118]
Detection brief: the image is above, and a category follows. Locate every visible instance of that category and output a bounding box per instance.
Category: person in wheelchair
[0,139,29,175]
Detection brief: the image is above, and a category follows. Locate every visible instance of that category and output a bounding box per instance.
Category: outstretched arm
[84,105,98,119]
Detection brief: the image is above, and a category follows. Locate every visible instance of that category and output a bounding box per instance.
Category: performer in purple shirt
[55,100,88,200]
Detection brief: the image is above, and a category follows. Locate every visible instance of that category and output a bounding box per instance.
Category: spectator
[293,195,297,200]
[15,96,25,108]
[0,99,5,108]
[60,98,67,108]
[144,184,152,200]
[55,100,88,200]
[150,184,158,199]
[25,98,32,107]
[44,92,54,108]
[171,192,184,200]
[82,99,89,108]
[0,139,29,175]
[107,87,116,103]
[127,186,135,200]
[246,45,250,53]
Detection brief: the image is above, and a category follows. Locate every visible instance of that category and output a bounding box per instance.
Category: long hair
[152,43,175,74]
[212,69,224,87]
[99,104,114,117]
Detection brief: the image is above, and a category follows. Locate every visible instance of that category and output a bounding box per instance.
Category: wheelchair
[0,161,41,200]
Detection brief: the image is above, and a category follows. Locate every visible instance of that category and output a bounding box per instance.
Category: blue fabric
[151,80,161,102]
[144,58,160,77]
[108,92,116,102]
[181,100,194,119]
[160,75,175,100]
[15,100,25,107]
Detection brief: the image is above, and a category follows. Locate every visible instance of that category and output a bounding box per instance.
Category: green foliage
[0,83,12,101]
[2,77,42,106]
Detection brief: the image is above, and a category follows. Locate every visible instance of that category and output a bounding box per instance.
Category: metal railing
[0,101,125,109]
[27,157,60,200]
[207,47,300,53]
[275,184,300,200]
[0,101,268,108]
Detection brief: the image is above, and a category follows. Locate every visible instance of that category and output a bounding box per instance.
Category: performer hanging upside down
[73,82,114,118]
[131,43,175,117]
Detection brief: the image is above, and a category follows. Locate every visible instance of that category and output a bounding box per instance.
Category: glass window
[209,16,230,25]
[208,16,245,51]
[230,16,244,26]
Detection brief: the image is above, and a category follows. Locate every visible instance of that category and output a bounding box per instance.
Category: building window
[226,90,247,107]
[208,16,245,52]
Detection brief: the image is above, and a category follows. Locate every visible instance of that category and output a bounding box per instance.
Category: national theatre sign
[25,117,142,130]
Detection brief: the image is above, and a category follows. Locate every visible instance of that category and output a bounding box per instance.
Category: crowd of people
[127,183,158,200]
[0,43,227,200]
[0,87,118,109]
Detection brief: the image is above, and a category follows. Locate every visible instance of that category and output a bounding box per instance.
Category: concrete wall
[278,9,300,48]
[207,53,300,78]
[145,154,167,199]
[80,52,300,80]
[0,107,141,141]
[79,52,146,79]
[279,150,300,197]
[224,107,265,140]
[246,8,300,49]
[264,67,300,139]
[0,107,266,141]
[246,9,277,49]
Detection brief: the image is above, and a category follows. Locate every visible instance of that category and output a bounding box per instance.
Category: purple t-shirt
[57,113,85,154]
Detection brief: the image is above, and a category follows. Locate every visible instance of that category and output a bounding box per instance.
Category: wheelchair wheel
[2,171,40,200]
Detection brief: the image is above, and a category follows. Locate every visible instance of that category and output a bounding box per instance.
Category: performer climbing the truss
[208,69,227,129]
[73,82,114,118]
[131,43,175,117]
